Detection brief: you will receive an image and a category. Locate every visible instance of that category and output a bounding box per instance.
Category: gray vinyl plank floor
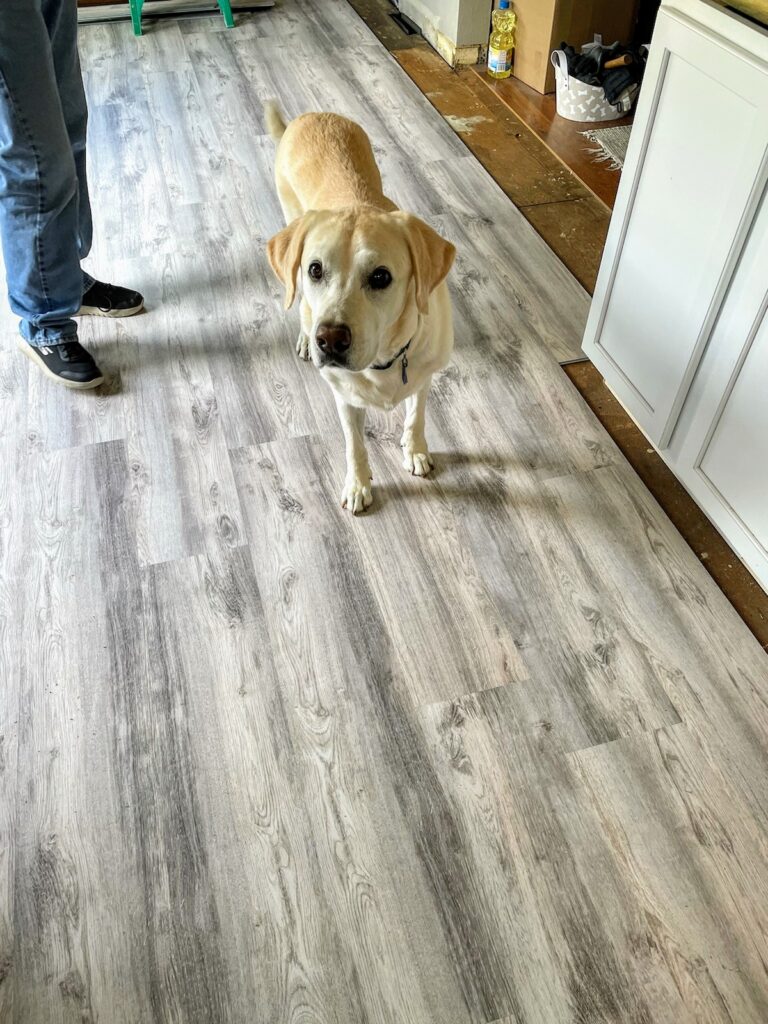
[1,2,768,1021]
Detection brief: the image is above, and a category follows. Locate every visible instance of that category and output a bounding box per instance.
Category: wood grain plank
[569,725,768,1023]
[237,430,527,707]
[427,458,682,750]
[99,250,248,566]
[231,436,488,1022]
[91,439,243,1022]
[432,208,589,366]
[142,68,232,207]
[0,4,765,1021]
[10,442,154,1021]
[332,433,529,705]
[539,463,768,814]
[0,351,26,1022]
[140,546,362,1023]
[422,246,610,474]
[416,690,668,1024]
[419,688,768,1023]
[82,63,175,263]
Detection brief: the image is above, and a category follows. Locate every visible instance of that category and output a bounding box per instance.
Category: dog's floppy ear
[267,212,317,309]
[395,213,456,315]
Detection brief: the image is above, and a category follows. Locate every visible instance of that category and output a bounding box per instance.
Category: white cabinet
[668,193,768,588]
[582,0,768,593]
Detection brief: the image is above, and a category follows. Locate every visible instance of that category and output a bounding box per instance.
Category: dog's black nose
[316,323,352,358]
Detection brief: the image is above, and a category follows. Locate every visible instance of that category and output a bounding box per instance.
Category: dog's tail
[264,100,288,142]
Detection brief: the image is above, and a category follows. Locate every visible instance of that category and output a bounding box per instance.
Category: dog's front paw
[341,475,373,515]
[401,439,434,477]
[296,332,310,361]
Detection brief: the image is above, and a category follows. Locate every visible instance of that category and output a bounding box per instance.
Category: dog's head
[267,208,455,372]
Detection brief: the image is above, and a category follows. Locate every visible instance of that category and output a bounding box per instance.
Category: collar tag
[372,339,412,380]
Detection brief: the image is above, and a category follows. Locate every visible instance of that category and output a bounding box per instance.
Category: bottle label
[488,47,511,73]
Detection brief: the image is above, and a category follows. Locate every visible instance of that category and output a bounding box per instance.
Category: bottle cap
[499,0,510,8]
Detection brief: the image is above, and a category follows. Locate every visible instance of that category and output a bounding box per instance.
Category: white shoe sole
[76,301,144,318]
[18,339,105,390]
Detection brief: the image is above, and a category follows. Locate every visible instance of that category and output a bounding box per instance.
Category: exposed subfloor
[2,3,768,1022]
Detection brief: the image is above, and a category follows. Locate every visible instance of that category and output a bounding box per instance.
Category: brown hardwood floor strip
[469,69,630,212]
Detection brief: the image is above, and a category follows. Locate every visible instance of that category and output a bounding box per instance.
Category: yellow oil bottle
[487,1,516,80]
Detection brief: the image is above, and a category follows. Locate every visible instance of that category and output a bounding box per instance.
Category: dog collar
[371,340,412,384]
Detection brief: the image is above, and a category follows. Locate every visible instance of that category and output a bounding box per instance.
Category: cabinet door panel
[698,311,768,557]
[582,8,768,445]
[668,186,768,592]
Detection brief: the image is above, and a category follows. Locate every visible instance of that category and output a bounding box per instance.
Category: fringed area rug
[581,124,632,170]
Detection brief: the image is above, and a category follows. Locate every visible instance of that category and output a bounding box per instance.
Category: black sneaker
[18,338,105,389]
[77,280,144,318]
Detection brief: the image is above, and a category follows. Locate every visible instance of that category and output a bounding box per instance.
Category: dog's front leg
[401,377,434,477]
[297,298,311,361]
[336,397,373,514]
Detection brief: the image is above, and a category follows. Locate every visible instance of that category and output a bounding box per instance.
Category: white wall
[397,0,491,59]
[455,0,493,45]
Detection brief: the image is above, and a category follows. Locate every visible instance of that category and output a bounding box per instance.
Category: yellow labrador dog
[265,103,455,514]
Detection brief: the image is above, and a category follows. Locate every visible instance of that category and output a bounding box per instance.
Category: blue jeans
[0,0,94,346]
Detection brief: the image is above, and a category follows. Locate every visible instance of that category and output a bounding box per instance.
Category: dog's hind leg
[277,178,303,225]
[401,378,434,477]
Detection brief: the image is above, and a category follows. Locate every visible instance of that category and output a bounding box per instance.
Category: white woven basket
[550,50,621,123]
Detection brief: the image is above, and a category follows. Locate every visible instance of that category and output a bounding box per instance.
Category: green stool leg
[217,0,235,28]
[129,0,144,35]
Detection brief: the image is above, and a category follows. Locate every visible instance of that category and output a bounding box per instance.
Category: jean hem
[19,323,78,347]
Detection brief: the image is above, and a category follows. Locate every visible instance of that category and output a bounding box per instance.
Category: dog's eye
[308,261,323,282]
[369,267,392,290]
